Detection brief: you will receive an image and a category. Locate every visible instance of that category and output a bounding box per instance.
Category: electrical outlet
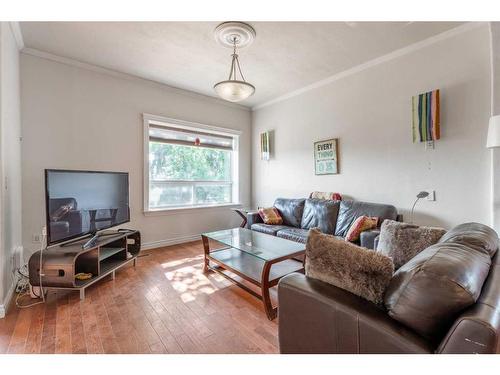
[32,233,41,243]
[424,190,436,201]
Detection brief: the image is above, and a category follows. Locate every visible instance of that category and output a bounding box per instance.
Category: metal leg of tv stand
[80,288,85,300]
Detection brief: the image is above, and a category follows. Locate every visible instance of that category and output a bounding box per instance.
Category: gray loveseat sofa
[247,198,400,249]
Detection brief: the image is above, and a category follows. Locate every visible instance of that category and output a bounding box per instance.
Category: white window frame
[143,113,241,214]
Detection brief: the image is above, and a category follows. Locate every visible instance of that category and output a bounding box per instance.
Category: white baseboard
[0,282,16,319]
[141,234,201,251]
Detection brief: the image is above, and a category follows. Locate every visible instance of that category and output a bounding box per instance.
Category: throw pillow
[377,220,446,269]
[345,216,378,242]
[310,191,342,201]
[305,228,394,304]
[258,207,283,225]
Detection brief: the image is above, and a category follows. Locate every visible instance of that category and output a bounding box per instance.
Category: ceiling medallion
[213,21,256,103]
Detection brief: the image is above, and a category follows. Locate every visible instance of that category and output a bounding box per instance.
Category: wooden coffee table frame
[201,234,305,320]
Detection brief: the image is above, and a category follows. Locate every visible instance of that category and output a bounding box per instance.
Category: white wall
[20,53,251,254]
[489,22,500,232]
[0,23,22,316]
[252,25,492,229]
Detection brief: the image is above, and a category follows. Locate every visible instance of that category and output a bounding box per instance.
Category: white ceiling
[20,22,465,108]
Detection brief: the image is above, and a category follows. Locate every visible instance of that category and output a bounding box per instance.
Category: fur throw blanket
[305,228,394,304]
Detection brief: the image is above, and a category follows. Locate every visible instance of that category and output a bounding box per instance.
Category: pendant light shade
[214,80,255,102]
[213,22,256,103]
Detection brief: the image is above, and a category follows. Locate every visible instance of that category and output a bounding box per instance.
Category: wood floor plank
[7,306,32,353]
[54,294,72,353]
[0,240,279,354]
[39,294,57,354]
[0,302,20,354]
[79,294,103,354]
[24,303,45,354]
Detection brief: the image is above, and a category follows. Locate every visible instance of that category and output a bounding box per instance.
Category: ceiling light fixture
[213,21,256,102]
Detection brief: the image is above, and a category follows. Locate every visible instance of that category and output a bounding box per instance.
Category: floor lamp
[410,191,430,224]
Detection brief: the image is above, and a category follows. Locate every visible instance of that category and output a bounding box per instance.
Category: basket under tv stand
[28,230,141,300]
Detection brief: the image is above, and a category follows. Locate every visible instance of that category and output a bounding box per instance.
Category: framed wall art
[260,131,271,161]
[314,138,338,175]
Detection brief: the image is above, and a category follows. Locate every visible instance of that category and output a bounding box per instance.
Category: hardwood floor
[0,241,279,354]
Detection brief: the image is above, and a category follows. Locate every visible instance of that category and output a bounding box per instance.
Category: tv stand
[29,230,141,300]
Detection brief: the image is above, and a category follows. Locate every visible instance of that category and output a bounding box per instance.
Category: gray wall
[252,25,492,229]
[20,53,252,254]
[0,23,22,316]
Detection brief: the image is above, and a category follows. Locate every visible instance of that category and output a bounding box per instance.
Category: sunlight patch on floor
[160,254,204,269]
[163,261,220,303]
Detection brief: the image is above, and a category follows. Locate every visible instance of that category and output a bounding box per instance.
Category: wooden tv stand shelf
[29,230,141,299]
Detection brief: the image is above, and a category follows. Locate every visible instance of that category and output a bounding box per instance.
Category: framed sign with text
[314,138,338,175]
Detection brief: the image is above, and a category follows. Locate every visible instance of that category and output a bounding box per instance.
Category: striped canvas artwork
[412,89,440,142]
[260,131,270,160]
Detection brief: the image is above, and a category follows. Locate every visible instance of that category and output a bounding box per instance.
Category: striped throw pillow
[345,216,379,242]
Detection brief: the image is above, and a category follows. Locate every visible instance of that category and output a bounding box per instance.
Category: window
[144,115,240,211]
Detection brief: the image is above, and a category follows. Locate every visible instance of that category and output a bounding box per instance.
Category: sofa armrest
[278,273,432,354]
[360,229,380,249]
[437,263,500,354]
[246,211,262,229]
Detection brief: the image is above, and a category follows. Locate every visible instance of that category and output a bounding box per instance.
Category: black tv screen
[45,169,130,245]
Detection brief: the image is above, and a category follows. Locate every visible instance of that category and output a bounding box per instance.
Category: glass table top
[202,227,306,261]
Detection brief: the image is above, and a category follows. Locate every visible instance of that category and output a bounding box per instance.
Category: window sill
[143,203,242,216]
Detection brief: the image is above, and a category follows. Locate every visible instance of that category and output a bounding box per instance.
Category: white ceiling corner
[9,22,25,50]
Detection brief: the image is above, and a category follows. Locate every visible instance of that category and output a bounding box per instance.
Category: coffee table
[201,228,306,320]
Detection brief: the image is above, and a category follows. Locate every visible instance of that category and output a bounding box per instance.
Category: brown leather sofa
[278,222,500,354]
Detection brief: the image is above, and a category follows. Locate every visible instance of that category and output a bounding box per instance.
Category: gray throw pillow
[377,220,446,269]
[305,228,394,304]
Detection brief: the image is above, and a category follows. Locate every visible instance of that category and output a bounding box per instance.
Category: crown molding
[253,22,487,111]
[21,47,251,112]
[9,22,24,50]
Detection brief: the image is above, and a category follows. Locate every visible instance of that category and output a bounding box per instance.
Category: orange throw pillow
[258,207,283,225]
[345,216,378,242]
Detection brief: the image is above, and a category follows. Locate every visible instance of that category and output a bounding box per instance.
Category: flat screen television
[45,169,130,246]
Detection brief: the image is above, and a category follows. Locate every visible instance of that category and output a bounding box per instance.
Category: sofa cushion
[384,240,492,341]
[274,198,306,228]
[377,220,446,269]
[360,229,380,250]
[251,223,290,236]
[277,227,310,244]
[305,229,394,304]
[335,200,398,237]
[300,198,340,234]
[439,222,498,258]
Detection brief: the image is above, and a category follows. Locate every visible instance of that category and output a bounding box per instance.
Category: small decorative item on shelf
[75,272,93,281]
[260,131,270,160]
[412,89,440,146]
[314,138,339,175]
[194,137,201,146]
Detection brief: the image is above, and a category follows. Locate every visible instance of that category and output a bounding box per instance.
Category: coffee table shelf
[202,227,306,320]
[210,248,304,286]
